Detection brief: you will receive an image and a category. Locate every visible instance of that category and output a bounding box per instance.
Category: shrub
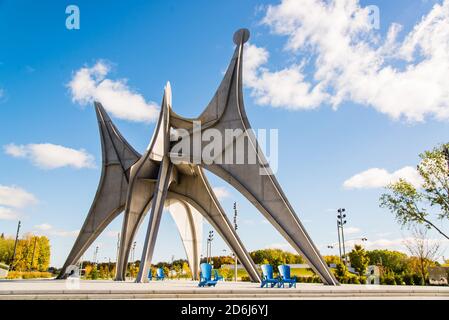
[312,276,322,283]
[90,266,99,280]
[6,271,52,279]
[394,274,404,285]
[240,276,251,282]
[412,274,424,286]
[381,274,396,285]
[359,276,367,284]
[402,273,414,285]
[352,276,361,284]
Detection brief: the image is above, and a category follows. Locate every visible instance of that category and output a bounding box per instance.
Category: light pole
[336,219,342,261]
[233,201,238,282]
[131,241,137,263]
[93,246,99,266]
[337,208,347,264]
[10,220,21,270]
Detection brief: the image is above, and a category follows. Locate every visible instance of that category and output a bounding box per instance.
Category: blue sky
[1,0,449,267]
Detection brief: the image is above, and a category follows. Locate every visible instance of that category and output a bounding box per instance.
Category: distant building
[428,267,448,286]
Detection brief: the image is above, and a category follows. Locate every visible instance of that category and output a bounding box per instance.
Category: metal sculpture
[58,28,338,285]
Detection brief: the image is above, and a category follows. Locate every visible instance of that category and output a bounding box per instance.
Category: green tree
[323,255,340,265]
[90,265,99,280]
[366,249,409,274]
[348,245,369,276]
[181,262,192,278]
[0,236,14,265]
[36,236,50,271]
[250,249,304,266]
[380,143,449,240]
[335,261,348,278]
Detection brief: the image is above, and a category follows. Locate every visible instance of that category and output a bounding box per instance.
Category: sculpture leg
[205,161,338,286]
[136,157,174,283]
[58,102,139,279]
[115,179,154,281]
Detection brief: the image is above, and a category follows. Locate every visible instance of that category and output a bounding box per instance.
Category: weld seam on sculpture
[58,28,338,286]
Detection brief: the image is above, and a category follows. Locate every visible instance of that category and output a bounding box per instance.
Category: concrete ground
[1,279,448,300]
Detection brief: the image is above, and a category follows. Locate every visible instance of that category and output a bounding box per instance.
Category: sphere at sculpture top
[233,28,250,45]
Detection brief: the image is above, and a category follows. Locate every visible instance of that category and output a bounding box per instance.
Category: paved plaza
[1,279,449,299]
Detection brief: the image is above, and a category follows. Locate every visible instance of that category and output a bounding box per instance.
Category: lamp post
[93,246,99,266]
[207,230,214,263]
[233,201,238,282]
[337,208,347,264]
[131,241,137,263]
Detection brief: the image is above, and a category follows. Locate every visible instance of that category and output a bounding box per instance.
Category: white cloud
[4,143,95,170]
[244,44,328,109]
[265,242,295,253]
[344,227,361,235]
[68,61,159,123]
[343,166,422,189]
[344,236,448,252]
[0,185,38,221]
[50,229,80,237]
[212,186,231,200]
[0,207,20,220]
[0,185,38,208]
[34,223,52,231]
[33,223,79,237]
[246,0,449,122]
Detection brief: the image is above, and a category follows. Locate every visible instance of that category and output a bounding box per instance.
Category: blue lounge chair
[278,265,297,288]
[214,269,224,281]
[198,263,218,287]
[260,264,280,288]
[148,269,153,281]
[155,267,165,280]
